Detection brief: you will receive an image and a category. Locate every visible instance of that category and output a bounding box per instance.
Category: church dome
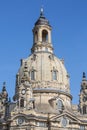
[14,10,72,112]
[14,9,72,110]
[16,8,70,95]
[18,52,70,94]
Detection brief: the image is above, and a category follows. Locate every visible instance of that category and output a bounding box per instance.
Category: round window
[17,117,24,125]
[61,117,67,127]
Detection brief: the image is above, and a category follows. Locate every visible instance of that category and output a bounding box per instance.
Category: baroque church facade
[0,9,87,130]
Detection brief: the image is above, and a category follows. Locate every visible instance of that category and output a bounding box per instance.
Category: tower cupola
[31,8,53,54]
[35,8,50,26]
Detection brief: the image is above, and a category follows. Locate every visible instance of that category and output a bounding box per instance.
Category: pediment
[10,113,36,126]
[12,113,36,120]
[50,111,81,123]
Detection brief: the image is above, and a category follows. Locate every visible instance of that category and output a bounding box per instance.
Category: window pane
[83,105,86,114]
[42,30,48,42]
[20,99,24,107]
[57,100,63,110]
[35,31,38,42]
[36,122,46,127]
[80,126,85,130]
[31,71,35,80]
[53,71,57,80]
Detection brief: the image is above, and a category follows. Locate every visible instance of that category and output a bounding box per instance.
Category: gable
[50,111,81,124]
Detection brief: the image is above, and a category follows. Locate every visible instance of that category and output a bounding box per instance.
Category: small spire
[2,82,6,91]
[3,82,6,86]
[40,7,44,17]
[2,82,8,98]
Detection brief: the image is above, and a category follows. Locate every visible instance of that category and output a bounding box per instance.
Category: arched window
[20,98,24,108]
[83,105,87,114]
[52,71,57,80]
[35,31,38,42]
[42,30,48,42]
[30,67,36,81]
[57,99,63,110]
[31,70,35,80]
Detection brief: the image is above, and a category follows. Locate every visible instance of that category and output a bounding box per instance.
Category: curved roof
[18,52,70,94]
[35,8,50,26]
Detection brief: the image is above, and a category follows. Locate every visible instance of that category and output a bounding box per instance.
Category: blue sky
[0,0,87,104]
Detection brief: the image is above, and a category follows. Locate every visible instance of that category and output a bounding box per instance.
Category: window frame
[31,70,35,80]
[36,121,47,127]
[52,69,57,81]
[80,125,85,130]
[42,30,48,42]
[20,98,24,108]
[34,31,38,43]
[57,99,63,110]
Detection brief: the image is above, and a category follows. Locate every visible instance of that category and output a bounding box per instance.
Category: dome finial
[2,82,6,91]
[40,6,44,17]
[82,72,86,80]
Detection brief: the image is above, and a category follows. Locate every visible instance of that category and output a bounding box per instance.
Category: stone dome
[14,9,72,111]
[18,52,70,94]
